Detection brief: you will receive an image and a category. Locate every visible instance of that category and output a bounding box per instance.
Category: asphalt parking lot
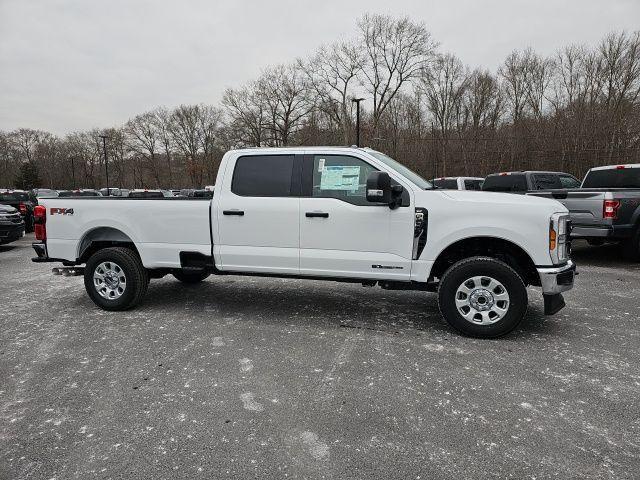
[1,235,639,479]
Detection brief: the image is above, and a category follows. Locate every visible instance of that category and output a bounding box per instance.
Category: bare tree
[358,14,437,134]
[303,41,365,144]
[126,112,162,187]
[153,108,176,187]
[257,64,314,146]
[420,53,468,175]
[222,83,267,147]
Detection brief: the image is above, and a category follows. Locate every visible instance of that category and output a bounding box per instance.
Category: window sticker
[320,165,361,191]
[318,158,325,172]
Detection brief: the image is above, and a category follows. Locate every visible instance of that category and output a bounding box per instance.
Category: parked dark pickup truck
[482,171,581,193]
[529,164,640,260]
[0,190,36,233]
[0,204,25,245]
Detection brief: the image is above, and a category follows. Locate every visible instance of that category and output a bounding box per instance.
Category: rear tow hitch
[52,267,85,277]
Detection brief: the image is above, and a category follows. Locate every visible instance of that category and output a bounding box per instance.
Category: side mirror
[366,171,404,209]
[366,171,391,203]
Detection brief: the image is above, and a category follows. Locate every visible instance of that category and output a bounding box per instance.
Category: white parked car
[431,177,484,190]
[32,147,575,338]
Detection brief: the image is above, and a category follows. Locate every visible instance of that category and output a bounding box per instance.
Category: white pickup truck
[32,147,575,338]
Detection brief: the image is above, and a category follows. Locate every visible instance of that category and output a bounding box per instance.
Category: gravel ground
[1,235,639,479]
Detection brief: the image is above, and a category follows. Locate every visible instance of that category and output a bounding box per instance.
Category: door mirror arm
[389,184,404,210]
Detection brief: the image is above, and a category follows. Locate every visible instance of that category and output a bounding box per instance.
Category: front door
[299,153,414,280]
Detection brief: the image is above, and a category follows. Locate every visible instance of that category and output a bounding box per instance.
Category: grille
[0,212,23,224]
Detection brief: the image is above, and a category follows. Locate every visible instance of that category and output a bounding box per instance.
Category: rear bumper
[0,223,25,244]
[32,242,48,260]
[537,261,576,295]
[571,224,633,240]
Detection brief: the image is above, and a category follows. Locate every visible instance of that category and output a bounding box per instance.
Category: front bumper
[0,223,25,244]
[537,260,576,295]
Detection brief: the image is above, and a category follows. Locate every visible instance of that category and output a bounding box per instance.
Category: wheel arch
[77,226,139,263]
[429,236,540,286]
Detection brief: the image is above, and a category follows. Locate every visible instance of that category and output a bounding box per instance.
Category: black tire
[172,270,210,284]
[622,227,640,262]
[84,247,149,311]
[438,256,528,338]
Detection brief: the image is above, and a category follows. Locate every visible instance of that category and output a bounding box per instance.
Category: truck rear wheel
[172,270,210,284]
[84,247,149,311]
[438,256,528,338]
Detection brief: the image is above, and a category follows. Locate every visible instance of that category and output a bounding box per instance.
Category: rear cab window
[582,168,640,188]
[482,174,527,192]
[464,179,483,190]
[432,179,459,189]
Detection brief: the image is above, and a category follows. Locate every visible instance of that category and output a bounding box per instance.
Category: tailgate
[529,190,607,226]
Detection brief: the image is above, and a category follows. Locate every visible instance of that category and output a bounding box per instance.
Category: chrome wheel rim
[455,276,510,325]
[93,261,126,300]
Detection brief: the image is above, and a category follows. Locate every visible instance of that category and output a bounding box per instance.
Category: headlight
[549,213,570,264]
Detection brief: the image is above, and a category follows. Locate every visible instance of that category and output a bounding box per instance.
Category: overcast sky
[1,0,638,135]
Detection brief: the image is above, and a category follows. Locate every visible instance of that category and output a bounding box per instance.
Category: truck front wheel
[84,247,149,311]
[438,256,528,338]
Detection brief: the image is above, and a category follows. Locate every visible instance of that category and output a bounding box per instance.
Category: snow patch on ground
[240,392,263,412]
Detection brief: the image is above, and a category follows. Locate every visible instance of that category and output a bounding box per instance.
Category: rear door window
[558,175,581,188]
[533,174,562,190]
[231,155,295,197]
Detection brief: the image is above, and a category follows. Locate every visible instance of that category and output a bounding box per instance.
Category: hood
[0,204,18,214]
[435,189,568,212]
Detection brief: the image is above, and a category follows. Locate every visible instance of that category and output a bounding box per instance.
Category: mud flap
[543,293,566,315]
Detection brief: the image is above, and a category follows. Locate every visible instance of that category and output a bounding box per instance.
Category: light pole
[99,135,109,194]
[70,156,76,189]
[351,98,365,147]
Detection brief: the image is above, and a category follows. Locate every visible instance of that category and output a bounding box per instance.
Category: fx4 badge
[50,207,74,215]
[371,264,403,269]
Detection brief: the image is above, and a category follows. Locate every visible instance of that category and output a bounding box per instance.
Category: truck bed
[529,188,640,238]
[41,197,212,268]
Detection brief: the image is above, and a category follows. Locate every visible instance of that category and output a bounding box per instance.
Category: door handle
[223,210,244,216]
[305,212,329,218]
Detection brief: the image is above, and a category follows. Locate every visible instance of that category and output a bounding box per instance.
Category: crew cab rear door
[214,152,301,274]
[298,153,413,280]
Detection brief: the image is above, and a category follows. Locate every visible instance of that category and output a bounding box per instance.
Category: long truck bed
[38,197,212,268]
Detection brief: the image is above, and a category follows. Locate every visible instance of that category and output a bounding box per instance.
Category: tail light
[603,200,620,219]
[34,205,46,241]
[19,202,26,215]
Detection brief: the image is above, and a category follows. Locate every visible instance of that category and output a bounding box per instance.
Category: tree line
[1,14,639,190]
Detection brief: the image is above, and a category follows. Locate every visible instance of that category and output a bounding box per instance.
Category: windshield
[0,192,30,201]
[366,150,433,189]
